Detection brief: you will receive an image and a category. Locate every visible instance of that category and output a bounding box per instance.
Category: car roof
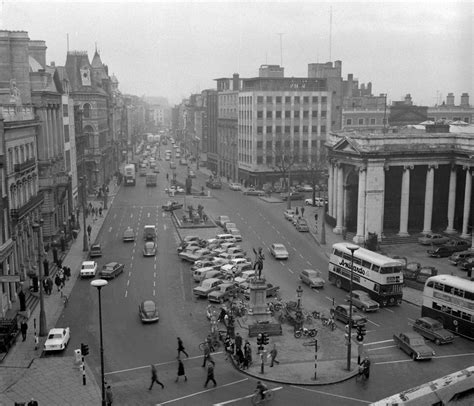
[105,262,118,267]
[82,261,96,265]
[273,243,286,249]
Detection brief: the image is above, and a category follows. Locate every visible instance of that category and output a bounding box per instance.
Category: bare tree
[272,143,296,209]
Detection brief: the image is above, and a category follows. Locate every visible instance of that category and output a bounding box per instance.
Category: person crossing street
[177,337,189,359]
[204,363,216,388]
[148,364,165,390]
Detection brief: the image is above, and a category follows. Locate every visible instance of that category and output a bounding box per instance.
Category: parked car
[139,300,160,323]
[295,218,309,232]
[122,227,136,242]
[99,262,124,279]
[162,201,183,211]
[299,269,325,289]
[393,332,435,360]
[224,222,237,233]
[296,184,313,192]
[305,197,326,207]
[269,243,289,259]
[331,305,367,326]
[427,246,453,258]
[44,328,70,352]
[206,179,222,189]
[179,158,187,165]
[228,228,242,242]
[216,215,231,228]
[412,317,454,345]
[448,250,474,266]
[403,262,438,282]
[193,278,224,298]
[207,283,240,303]
[416,266,438,283]
[346,290,379,312]
[143,241,157,257]
[418,233,450,245]
[188,170,196,178]
[443,239,470,253]
[281,192,305,201]
[243,188,265,196]
[284,208,297,220]
[191,260,219,272]
[229,182,243,191]
[89,243,102,258]
[458,257,474,271]
[80,261,97,278]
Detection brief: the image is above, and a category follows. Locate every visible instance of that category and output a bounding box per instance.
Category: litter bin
[74,349,82,366]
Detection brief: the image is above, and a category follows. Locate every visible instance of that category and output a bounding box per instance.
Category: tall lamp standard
[91,279,108,406]
[346,244,359,371]
[296,285,303,309]
[32,220,47,336]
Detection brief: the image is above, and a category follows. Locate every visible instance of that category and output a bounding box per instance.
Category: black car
[206,180,222,189]
[427,246,453,258]
[89,243,102,258]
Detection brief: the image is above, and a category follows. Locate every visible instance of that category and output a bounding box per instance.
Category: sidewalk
[0,180,120,405]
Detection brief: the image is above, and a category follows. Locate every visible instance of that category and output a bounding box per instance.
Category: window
[285,96,291,103]
[276,111,282,118]
[64,125,70,142]
[275,140,281,148]
[302,140,308,147]
[266,126,272,133]
[294,126,300,133]
[346,118,352,125]
[294,111,300,118]
[321,111,327,118]
[276,126,281,133]
[303,111,309,118]
[266,111,272,118]
[257,141,263,148]
[321,126,326,133]
[370,118,376,125]
[284,126,290,133]
[266,96,273,103]
[358,118,364,125]
[303,126,308,133]
[257,156,263,164]
[311,126,317,133]
[294,96,300,103]
[464,117,470,123]
[312,110,318,117]
[312,96,318,103]
[257,96,264,103]
[266,141,272,148]
[276,96,282,104]
[257,111,263,118]
[285,111,291,118]
[63,104,69,117]
[257,126,263,134]
[294,140,299,147]
[321,96,327,103]
[303,96,309,104]
[311,140,317,147]
[284,140,290,147]
[83,103,91,118]
[266,156,273,164]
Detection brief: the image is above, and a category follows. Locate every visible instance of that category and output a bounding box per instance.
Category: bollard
[74,349,82,368]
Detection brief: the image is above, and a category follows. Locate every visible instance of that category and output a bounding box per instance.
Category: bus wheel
[381,299,388,307]
[336,279,342,289]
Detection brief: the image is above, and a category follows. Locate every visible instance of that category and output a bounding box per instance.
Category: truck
[124,164,136,186]
[146,173,157,187]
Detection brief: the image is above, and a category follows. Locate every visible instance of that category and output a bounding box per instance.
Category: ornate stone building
[326,124,474,243]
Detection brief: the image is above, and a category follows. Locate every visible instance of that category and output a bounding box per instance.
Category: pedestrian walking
[20,321,28,341]
[87,224,92,239]
[148,364,165,390]
[244,340,252,365]
[295,207,299,216]
[270,344,279,367]
[301,206,305,216]
[314,213,318,222]
[99,207,103,217]
[235,347,245,369]
[46,277,53,295]
[42,278,48,295]
[234,332,242,354]
[105,385,113,405]
[204,363,216,388]
[177,337,189,358]
[201,344,215,368]
[64,266,71,281]
[54,274,62,292]
[175,359,187,382]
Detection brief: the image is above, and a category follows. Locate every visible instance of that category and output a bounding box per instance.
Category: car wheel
[336,279,342,289]
[411,352,417,360]
[435,338,441,345]
[381,299,388,307]
[361,306,367,312]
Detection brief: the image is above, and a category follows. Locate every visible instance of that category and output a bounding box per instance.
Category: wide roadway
[57,158,474,405]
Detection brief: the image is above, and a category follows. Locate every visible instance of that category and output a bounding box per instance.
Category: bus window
[362,260,371,268]
[453,288,464,297]
[373,265,380,273]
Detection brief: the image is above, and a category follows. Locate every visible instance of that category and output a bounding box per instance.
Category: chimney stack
[446,92,455,106]
[232,73,240,91]
[460,93,469,107]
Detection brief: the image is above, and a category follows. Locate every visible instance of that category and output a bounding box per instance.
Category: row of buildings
[172,62,473,188]
[0,30,162,317]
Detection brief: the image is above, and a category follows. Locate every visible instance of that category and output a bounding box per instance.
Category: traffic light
[257,333,263,346]
[262,333,269,345]
[80,343,89,356]
[356,325,366,342]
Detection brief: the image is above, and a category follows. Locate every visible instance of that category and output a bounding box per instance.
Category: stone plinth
[248,277,270,316]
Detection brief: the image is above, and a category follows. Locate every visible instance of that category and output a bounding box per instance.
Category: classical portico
[326,125,474,243]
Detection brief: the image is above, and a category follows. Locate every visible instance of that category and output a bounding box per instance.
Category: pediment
[332,137,361,154]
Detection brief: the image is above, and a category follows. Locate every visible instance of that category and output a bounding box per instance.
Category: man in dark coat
[20,321,28,341]
[204,363,216,388]
[148,364,164,390]
[177,337,189,358]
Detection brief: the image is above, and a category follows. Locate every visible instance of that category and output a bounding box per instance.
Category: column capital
[357,165,367,173]
[428,164,438,170]
[463,165,472,172]
[403,164,414,171]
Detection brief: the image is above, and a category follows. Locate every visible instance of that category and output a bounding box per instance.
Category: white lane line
[113,214,117,219]
[367,345,396,351]
[127,280,130,286]
[383,307,394,313]
[147,213,150,217]
[109,227,112,232]
[128,271,132,277]
[292,385,371,404]
[154,272,156,278]
[306,260,312,266]
[214,387,282,405]
[153,289,155,296]
[124,291,128,298]
[375,359,413,365]
[299,253,304,259]
[130,213,133,218]
[364,339,394,346]
[157,378,250,406]
[368,320,380,327]
[287,268,294,274]
[154,263,157,269]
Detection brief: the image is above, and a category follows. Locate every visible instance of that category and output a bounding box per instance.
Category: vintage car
[139,300,160,323]
[295,218,310,232]
[207,283,240,303]
[412,317,454,345]
[243,188,265,196]
[346,290,379,312]
[216,215,231,228]
[229,182,243,191]
[427,246,453,258]
[299,269,325,289]
[331,305,367,327]
[44,327,70,352]
[89,243,102,258]
[143,241,157,257]
[188,170,196,178]
[269,243,289,259]
[122,227,136,242]
[393,332,435,360]
[162,201,183,211]
[80,261,97,278]
[284,208,297,220]
[99,262,124,279]
[296,184,313,192]
[193,278,224,298]
[228,228,242,242]
[443,239,470,253]
[206,179,222,189]
[448,250,474,266]
[418,233,450,246]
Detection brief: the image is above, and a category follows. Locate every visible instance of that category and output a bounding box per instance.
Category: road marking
[109,227,112,232]
[213,386,282,405]
[367,345,396,351]
[127,280,130,286]
[128,271,132,277]
[367,320,380,327]
[407,317,415,323]
[157,378,250,405]
[292,385,371,404]
[154,272,156,278]
[154,263,157,269]
[364,339,394,346]
[287,268,294,274]
[306,260,312,266]
[148,213,150,217]
[375,359,413,365]
[299,253,304,259]
[153,281,156,287]
[433,352,474,360]
[113,214,116,219]
[130,213,133,218]
[153,289,155,296]
[383,307,394,313]
[124,290,127,298]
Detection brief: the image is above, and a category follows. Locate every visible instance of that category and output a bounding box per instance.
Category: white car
[269,243,289,259]
[80,261,97,278]
[284,209,297,220]
[229,182,243,191]
[44,327,70,352]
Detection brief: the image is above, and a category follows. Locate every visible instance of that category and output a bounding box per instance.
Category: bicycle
[61,291,69,307]
[251,389,274,405]
[198,338,221,352]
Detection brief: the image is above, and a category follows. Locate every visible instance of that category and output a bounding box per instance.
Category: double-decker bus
[123,164,136,186]
[421,274,474,340]
[328,242,404,307]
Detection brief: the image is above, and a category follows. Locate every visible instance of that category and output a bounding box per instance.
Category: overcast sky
[2,1,472,106]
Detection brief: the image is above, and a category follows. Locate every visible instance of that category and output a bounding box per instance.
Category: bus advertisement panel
[328,242,404,307]
[421,274,474,340]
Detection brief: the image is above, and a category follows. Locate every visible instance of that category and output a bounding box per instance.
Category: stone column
[354,166,366,244]
[461,167,472,239]
[328,163,334,217]
[445,166,457,234]
[333,164,344,234]
[398,165,411,237]
[422,164,436,234]
[332,162,338,218]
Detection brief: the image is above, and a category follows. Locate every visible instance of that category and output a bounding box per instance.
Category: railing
[38,174,70,189]
[10,194,44,222]
[14,158,36,173]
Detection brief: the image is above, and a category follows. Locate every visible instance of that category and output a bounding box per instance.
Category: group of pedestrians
[87,202,103,222]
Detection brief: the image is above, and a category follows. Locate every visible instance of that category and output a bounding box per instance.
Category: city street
[56,157,474,405]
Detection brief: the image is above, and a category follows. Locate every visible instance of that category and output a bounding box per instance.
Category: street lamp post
[346,244,359,371]
[80,177,89,252]
[320,198,326,245]
[91,279,108,406]
[296,285,303,309]
[32,220,47,337]
[287,167,292,210]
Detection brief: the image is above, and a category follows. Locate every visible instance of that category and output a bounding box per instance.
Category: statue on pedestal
[252,247,265,279]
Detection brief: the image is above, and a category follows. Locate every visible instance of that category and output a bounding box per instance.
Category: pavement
[0,164,463,404]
